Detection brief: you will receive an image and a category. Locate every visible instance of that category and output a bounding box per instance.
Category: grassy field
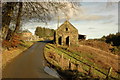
[44,43,119,79]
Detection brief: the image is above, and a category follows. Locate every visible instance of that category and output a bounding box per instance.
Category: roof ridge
[57,20,77,31]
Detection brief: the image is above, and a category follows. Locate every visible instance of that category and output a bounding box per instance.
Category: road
[2,42,60,79]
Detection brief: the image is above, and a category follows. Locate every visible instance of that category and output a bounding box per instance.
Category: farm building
[54,20,79,46]
[20,30,39,41]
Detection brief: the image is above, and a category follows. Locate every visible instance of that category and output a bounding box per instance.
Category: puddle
[44,66,60,78]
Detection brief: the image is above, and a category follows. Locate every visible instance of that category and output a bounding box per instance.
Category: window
[66,28,68,31]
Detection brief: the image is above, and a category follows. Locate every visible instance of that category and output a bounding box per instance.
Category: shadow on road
[37,40,54,44]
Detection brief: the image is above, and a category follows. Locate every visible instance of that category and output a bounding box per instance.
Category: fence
[44,44,116,79]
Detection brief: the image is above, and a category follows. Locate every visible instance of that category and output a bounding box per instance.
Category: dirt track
[2,42,57,78]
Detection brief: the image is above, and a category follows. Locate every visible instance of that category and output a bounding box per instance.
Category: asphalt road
[2,42,59,79]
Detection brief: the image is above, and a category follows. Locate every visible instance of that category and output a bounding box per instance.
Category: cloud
[53,2,115,22]
[80,0,120,2]
[81,15,107,20]
[72,14,113,21]
[22,2,118,39]
[88,27,95,29]
[102,20,114,24]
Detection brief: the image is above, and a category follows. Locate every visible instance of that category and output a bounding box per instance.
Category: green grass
[44,43,119,79]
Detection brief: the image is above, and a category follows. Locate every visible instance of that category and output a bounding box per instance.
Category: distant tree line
[99,32,120,55]
[35,27,55,38]
[100,32,120,46]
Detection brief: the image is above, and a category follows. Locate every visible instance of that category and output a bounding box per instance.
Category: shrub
[110,46,120,55]
[2,40,11,50]
[2,33,22,50]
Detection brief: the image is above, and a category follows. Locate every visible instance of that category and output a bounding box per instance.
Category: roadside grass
[44,43,119,79]
[2,41,34,68]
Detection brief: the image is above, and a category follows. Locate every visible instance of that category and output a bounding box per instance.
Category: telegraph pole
[56,15,59,46]
[57,15,59,28]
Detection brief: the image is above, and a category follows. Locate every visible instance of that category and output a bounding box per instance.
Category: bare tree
[2,2,17,40]
[6,2,23,41]
[2,2,80,40]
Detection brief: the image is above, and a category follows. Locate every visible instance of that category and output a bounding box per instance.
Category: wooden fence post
[106,67,112,79]
[88,66,93,76]
[61,53,63,68]
[75,61,79,71]
[68,59,71,70]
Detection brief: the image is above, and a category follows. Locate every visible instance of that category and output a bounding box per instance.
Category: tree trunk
[8,2,23,41]
[14,2,23,33]
[2,2,17,40]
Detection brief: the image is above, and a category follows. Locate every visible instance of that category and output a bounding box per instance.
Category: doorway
[66,36,70,46]
[58,37,62,45]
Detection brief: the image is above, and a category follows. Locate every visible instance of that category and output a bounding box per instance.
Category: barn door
[66,36,70,46]
[58,36,62,45]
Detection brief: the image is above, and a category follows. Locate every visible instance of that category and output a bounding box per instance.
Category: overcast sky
[22,2,119,39]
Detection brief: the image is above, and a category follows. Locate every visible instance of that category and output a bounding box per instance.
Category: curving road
[2,42,59,79]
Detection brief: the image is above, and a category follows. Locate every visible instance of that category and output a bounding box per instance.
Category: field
[44,40,119,79]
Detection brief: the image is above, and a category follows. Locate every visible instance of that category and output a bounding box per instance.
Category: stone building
[21,30,39,41]
[54,20,78,46]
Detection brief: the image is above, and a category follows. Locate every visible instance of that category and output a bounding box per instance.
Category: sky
[22,2,119,39]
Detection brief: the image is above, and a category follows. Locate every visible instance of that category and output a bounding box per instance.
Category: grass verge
[44,43,119,79]
[2,41,34,69]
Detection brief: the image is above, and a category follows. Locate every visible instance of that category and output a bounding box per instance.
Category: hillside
[97,32,120,55]
[44,41,119,79]
[79,40,112,53]
[69,42,119,73]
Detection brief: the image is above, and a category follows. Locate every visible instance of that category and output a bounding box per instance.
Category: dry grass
[44,40,119,79]
[45,42,119,79]
[1,41,33,69]
[69,44,119,72]
[79,40,113,53]
[77,40,119,72]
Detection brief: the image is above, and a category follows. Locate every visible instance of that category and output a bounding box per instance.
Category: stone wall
[45,50,83,72]
[55,20,78,46]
